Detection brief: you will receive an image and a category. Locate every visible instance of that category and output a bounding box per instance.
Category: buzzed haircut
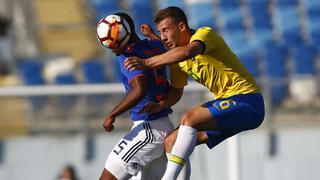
[153,6,189,28]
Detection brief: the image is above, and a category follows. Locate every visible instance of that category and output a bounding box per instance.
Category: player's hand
[103,116,115,132]
[124,57,147,71]
[138,102,163,114]
[140,24,154,38]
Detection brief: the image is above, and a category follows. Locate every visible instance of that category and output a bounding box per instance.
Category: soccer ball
[96,15,131,49]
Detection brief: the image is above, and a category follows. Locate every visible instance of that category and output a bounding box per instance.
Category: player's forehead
[156,17,177,31]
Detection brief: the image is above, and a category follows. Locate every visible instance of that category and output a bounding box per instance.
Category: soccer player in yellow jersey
[125,7,265,180]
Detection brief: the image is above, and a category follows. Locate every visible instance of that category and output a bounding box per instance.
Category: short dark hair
[115,12,140,43]
[153,6,189,28]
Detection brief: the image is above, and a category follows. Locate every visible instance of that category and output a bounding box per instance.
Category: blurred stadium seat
[262,43,289,105]
[157,0,186,12]
[54,73,78,110]
[90,0,120,21]
[219,0,238,8]
[288,44,318,106]
[289,44,317,75]
[81,60,108,84]
[81,59,108,112]
[186,2,216,29]
[218,4,245,31]
[238,54,259,78]
[18,60,45,85]
[272,5,303,45]
[247,1,273,30]
[300,0,320,17]
[18,60,47,110]
[126,0,154,38]
[111,56,122,82]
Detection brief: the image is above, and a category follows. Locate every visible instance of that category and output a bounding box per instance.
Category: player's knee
[164,132,176,153]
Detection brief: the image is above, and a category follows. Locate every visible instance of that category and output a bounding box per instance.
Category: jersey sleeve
[169,63,188,88]
[190,27,217,54]
[119,55,145,82]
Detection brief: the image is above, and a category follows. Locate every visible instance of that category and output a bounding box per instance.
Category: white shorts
[105,117,174,180]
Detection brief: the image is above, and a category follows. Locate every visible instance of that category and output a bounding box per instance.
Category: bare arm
[140,87,183,114]
[159,87,183,108]
[140,24,160,40]
[124,41,204,71]
[103,76,147,131]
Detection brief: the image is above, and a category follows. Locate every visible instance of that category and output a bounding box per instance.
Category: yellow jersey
[178,27,260,99]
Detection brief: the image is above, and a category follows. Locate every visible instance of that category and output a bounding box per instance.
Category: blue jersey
[118,39,172,121]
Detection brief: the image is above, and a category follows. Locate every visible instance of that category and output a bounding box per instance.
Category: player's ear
[178,21,187,32]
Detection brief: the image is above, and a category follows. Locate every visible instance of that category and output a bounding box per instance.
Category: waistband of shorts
[133,116,170,126]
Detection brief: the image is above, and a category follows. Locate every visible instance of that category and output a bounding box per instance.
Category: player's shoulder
[191,26,220,44]
[194,27,218,37]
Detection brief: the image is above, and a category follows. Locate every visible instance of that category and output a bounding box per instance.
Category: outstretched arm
[103,76,147,131]
[124,41,204,71]
[140,24,160,40]
[140,87,183,114]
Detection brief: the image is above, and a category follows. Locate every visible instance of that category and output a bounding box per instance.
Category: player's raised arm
[124,40,204,71]
[103,76,147,132]
[140,24,160,40]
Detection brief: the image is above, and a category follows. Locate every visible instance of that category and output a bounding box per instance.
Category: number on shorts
[113,140,128,155]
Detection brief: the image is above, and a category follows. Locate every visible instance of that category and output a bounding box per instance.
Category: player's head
[115,12,140,45]
[108,12,140,55]
[153,6,191,49]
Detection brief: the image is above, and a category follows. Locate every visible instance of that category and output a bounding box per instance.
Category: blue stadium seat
[262,43,289,105]
[300,0,320,17]
[282,29,303,45]
[90,0,120,21]
[187,2,216,29]
[81,60,107,84]
[18,60,47,110]
[238,54,259,78]
[273,5,302,45]
[310,31,320,49]
[18,61,45,85]
[263,43,288,77]
[81,60,109,109]
[273,0,297,6]
[126,0,154,38]
[219,0,238,8]
[111,55,122,82]
[157,0,187,12]
[270,83,288,106]
[219,7,244,31]
[54,73,76,85]
[247,2,272,29]
[289,44,317,75]
[250,29,274,50]
[223,29,248,55]
[54,73,77,109]
[305,17,320,46]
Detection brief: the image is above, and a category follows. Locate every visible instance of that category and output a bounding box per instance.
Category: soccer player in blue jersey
[125,7,265,180]
[97,12,188,180]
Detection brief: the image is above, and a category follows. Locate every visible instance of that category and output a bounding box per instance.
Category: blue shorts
[204,93,265,149]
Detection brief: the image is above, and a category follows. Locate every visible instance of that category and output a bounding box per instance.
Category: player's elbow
[179,47,194,60]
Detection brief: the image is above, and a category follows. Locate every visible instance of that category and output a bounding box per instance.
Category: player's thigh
[105,121,169,178]
[180,104,217,131]
[206,94,264,131]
